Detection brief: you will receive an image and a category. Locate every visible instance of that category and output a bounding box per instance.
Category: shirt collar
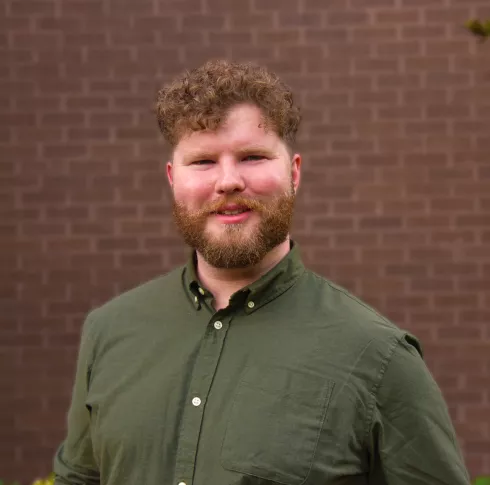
[182,240,305,312]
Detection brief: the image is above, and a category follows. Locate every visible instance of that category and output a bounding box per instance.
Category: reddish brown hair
[155,59,301,149]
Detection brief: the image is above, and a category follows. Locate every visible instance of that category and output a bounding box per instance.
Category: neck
[196,238,291,310]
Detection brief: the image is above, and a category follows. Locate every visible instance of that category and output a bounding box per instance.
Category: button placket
[173,313,232,485]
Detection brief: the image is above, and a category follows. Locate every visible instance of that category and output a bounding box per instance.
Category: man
[53,60,470,485]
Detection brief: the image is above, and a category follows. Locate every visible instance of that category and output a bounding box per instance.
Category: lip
[213,210,252,224]
[217,204,249,211]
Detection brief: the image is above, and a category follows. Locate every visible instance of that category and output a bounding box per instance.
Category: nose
[215,160,246,195]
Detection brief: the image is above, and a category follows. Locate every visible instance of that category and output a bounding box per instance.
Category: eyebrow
[183,145,276,163]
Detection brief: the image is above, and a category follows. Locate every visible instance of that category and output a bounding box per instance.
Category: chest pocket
[221,364,334,485]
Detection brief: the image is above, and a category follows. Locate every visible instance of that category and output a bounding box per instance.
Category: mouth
[211,207,253,224]
[213,208,251,216]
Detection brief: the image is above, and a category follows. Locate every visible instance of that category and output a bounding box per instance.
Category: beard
[172,182,296,269]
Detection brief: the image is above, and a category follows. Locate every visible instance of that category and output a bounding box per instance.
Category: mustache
[201,196,267,215]
[172,188,295,220]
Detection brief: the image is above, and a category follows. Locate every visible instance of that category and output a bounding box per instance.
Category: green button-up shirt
[54,242,470,485]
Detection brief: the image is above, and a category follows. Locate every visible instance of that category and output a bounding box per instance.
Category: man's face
[167,103,301,269]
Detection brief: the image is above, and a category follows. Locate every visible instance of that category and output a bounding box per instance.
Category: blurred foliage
[0,473,55,485]
[465,18,490,41]
[474,477,490,485]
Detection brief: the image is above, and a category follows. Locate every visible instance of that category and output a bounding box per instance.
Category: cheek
[173,173,214,206]
[246,170,290,196]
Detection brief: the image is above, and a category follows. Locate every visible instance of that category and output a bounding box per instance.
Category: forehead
[173,104,284,159]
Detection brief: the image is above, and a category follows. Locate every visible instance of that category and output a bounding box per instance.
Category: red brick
[410,278,455,292]
[380,200,427,213]
[277,12,322,28]
[402,25,447,38]
[430,198,475,212]
[160,30,205,46]
[132,15,178,32]
[431,231,475,244]
[309,216,354,231]
[90,143,136,158]
[328,74,373,90]
[60,0,105,16]
[405,57,451,73]
[119,253,164,267]
[399,0,444,5]
[326,10,368,25]
[378,106,423,120]
[41,112,85,127]
[434,294,480,309]
[381,231,427,246]
[278,45,324,61]
[375,9,421,23]
[46,238,91,253]
[10,1,56,16]
[42,144,87,158]
[68,188,115,203]
[312,248,357,263]
[426,71,471,87]
[67,127,110,141]
[303,0,345,10]
[354,57,400,72]
[96,237,139,252]
[181,14,225,29]
[334,200,377,215]
[376,40,422,56]
[110,29,156,46]
[359,216,403,229]
[226,14,270,31]
[258,30,301,44]
[453,121,489,135]
[351,0,396,6]
[362,248,404,261]
[404,121,448,135]
[36,16,82,31]
[426,40,472,56]
[119,221,164,235]
[377,73,421,88]
[433,263,478,276]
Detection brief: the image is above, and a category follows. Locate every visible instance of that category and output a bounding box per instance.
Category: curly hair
[155,59,301,149]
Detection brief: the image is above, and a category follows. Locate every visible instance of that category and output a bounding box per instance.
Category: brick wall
[1,0,489,482]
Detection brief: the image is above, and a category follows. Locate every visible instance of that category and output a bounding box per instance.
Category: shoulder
[84,265,187,338]
[299,269,423,357]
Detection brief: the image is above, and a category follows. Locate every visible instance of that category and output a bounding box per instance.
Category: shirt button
[247,301,255,309]
[214,321,223,330]
[192,397,201,407]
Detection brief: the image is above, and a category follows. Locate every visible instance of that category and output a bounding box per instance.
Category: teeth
[219,209,246,215]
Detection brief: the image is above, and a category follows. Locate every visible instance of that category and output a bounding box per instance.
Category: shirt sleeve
[368,334,471,485]
[53,312,100,485]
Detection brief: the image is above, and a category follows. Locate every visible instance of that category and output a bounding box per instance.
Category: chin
[206,225,256,243]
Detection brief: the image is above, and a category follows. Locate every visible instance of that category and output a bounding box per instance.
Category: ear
[291,153,301,193]
[166,160,173,188]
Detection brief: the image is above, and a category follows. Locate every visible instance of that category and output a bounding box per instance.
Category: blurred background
[1,0,489,482]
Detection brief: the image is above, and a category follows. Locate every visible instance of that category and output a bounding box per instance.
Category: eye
[192,159,215,165]
[242,155,266,161]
